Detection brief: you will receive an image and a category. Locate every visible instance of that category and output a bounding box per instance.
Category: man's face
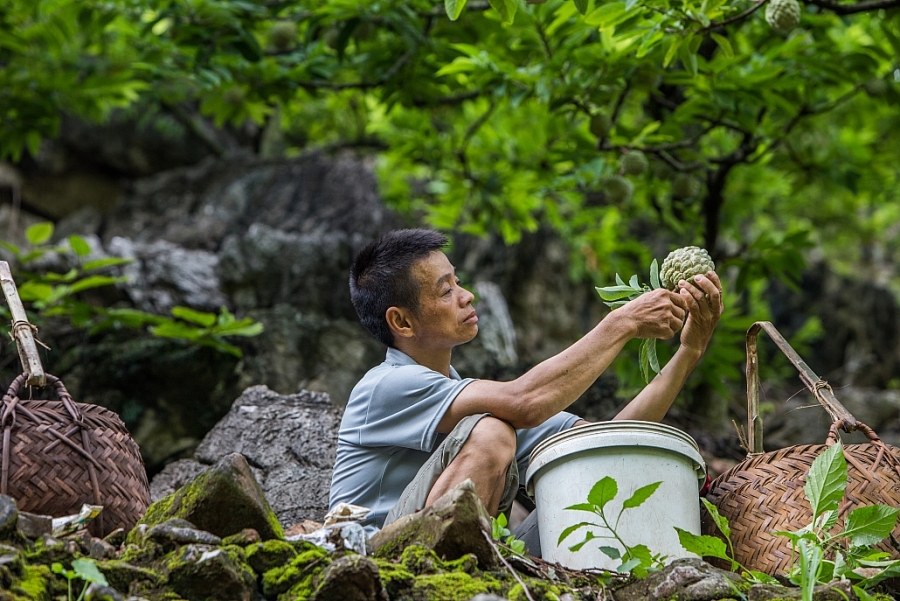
[407,251,478,350]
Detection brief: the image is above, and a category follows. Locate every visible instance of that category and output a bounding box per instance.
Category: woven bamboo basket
[0,373,151,537]
[702,321,900,575]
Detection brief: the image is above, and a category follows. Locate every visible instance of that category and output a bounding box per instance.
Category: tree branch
[805,0,900,14]
[701,0,768,32]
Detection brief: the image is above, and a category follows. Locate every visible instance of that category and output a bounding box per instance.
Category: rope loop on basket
[9,320,50,351]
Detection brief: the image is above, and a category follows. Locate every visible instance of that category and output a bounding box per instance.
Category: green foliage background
[2,0,898,401]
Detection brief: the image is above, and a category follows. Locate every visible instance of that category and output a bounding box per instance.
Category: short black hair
[350,229,449,347]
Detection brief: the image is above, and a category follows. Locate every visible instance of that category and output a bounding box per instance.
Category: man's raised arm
[439,280,709,432]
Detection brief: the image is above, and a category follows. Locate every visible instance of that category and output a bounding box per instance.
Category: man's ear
[385,306,415,340]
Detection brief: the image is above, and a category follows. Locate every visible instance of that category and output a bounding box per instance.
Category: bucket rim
[524,420,706,493]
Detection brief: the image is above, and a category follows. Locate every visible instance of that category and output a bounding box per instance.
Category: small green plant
[595,260,662,383]
[679,442,900,600]
[51,558,109,601]
[558,476,666,577]
[0,222,263,357]
[491,513,526,555]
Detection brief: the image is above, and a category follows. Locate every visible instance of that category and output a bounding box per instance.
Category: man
[328,229,723,546]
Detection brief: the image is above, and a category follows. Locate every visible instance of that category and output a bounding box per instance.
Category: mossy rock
[97,559,165,595]
[374,559,415,599]
[411,571,502,601]
[164,544,256,601]
[261,546,330,597]
[8,564,57,601]
[508,578,568,601]
[246,539,297,575]
[129,453,284,545]
[311,554,386,601]
[23,537,78,566]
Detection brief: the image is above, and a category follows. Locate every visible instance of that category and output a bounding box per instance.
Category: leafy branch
[559,476,667,578]
[595,259,662,383]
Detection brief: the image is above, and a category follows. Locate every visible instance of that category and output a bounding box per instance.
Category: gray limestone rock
[0,496,18,540]
[151,385,343,526]
[612,558,744,601]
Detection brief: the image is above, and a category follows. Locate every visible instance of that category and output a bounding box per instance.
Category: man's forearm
[613,344,704,422]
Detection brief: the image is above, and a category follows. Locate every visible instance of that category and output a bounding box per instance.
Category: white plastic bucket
[524,421,706,570]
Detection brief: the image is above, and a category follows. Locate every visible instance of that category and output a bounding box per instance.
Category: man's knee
[463,416,516,465]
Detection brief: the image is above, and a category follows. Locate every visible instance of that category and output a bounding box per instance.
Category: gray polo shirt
[328,348,580,529]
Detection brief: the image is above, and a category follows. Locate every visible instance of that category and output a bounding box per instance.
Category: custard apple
[604,175,634,203]
[765,0,801,31]
[621,151,649,176]
[672,173,701,199]
[269,21,297,51]
[660,246,715,290]
[590,113,612,139]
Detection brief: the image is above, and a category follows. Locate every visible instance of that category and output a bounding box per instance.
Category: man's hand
[615,288,689,340]
[677,271,723,353]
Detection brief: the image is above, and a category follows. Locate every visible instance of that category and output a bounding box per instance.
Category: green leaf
[857,562,900,588]
[149,321,202,340]
[573,0,589,15]
[564,502,600,513]
[68,235,91,257]
[596,285,640,301]
[83,257,132,271]
[701,498,731,540]
[617,557,642,573]
[445,0,469,20]
[557,521,597,544]
[17,281,53,302]
[0,240,21,257]
[209,319,264,337]
[805,443,847,519]
[843,505,899,547]
[650,259,660,289]
[628,274,639,289]
[72,558,108,586]
[675,527,731,562]
[710,33,734,59]
[599,545,620,559]
[647,339,660,374]
[853,585,878,601]
[587,476,618,510]
[171,306,217,327]
[25,222,53,245]
[639,338,651,383]
[622,481,661,509]
[488,0,518,24]
[569,531,597,552]
[69,275,122,295]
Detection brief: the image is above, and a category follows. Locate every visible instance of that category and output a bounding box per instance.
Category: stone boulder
[134,452,284,544]
[150,385,343,525]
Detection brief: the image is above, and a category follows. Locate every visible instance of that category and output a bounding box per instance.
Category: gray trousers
[383,413,544,557]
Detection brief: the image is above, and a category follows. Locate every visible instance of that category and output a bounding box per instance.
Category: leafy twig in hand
[595,259,662,382]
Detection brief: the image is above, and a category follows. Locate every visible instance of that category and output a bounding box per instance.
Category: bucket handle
[745,321,858,455]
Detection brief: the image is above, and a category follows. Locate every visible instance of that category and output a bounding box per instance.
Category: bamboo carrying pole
[0,261,45,387]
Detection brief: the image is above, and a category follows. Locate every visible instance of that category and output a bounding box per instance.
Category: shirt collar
[384,347,462,380]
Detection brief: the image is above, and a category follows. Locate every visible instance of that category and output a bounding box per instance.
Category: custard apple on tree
[765,0,801,31]
[604,175,634,203]
[659,246,715,290]
[621,151,649,176]
[590,113,612,139]
[269,21,297,51]
[672,173,701,199]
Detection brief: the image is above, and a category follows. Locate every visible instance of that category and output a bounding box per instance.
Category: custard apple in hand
[659,246,715,290]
